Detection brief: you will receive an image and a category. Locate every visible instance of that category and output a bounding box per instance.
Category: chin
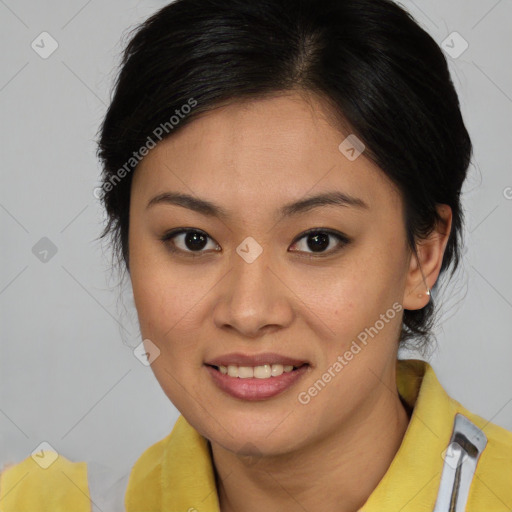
[198,405,314,457]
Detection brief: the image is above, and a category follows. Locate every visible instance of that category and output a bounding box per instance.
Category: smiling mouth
[205,362,310,401]
[206,363,308,379]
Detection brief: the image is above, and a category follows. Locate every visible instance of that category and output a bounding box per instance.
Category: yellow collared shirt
[2,359,512,511]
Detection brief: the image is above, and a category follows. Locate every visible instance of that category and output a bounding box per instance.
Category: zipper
[433,413,487,512]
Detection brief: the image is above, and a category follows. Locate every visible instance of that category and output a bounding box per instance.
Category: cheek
[131,267,206,360]
[130,255,207,407]
[291,248,403,345]
[130,223,189,325]
[128,230,206,371]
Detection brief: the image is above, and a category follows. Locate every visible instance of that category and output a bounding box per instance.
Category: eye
[289,229,351,257]
[160,228,220,257]
[160,227,351,258]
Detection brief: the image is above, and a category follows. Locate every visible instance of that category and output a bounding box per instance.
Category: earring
[417,287,431,298]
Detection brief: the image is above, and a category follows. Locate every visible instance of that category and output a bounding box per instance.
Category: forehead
[132,91,400,216]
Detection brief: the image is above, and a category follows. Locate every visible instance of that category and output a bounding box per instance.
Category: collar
[123,359,481,511]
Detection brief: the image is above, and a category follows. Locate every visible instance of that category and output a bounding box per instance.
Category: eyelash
[159,228,351,259]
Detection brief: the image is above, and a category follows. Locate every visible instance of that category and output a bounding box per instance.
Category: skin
[128,89,452,512]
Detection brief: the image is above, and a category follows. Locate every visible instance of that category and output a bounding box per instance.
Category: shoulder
[126,415,195,490]
[0,450,90,510]
[405,359,512,508]
[0,452,131,511]
[123,427,175,510]
[425,359,512,473]
[447,396,512,508]
[456,399,512,461]
[124,415,219,512]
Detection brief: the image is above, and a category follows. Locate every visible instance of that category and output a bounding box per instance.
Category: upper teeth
[218,364,295,379]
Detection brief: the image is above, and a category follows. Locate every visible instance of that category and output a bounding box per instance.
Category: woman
[1,0,511,510]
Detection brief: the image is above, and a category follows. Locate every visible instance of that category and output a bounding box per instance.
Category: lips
[204,352,310,401]
[205,364,309,400]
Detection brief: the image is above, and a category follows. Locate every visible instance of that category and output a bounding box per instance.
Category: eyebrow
[146,190,368,220]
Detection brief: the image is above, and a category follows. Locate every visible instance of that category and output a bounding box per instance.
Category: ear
[403,204,452,310]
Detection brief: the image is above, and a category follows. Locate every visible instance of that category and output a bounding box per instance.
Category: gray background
[1,0,511,481]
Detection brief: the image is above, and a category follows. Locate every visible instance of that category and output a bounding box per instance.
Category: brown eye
[161,229,220,256]
[289,229,351,256]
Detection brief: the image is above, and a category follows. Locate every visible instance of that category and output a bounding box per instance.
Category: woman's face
[128,91,416,456]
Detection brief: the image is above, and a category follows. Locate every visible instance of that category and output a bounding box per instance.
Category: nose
[212,245,294,338]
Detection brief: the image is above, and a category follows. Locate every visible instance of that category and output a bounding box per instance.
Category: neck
[211,370,410,512]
